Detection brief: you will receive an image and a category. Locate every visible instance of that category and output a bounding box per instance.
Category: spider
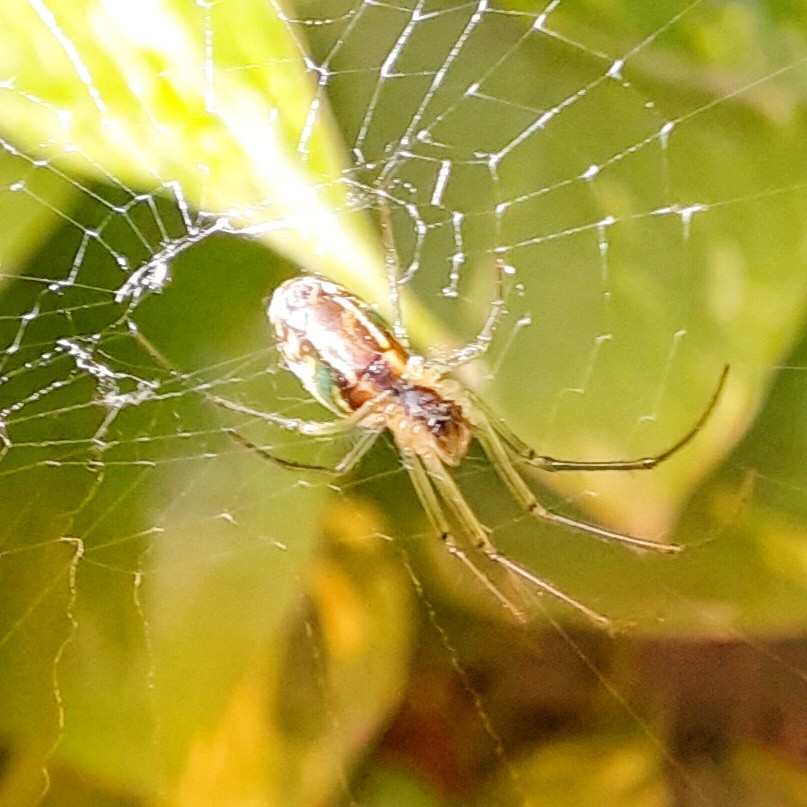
[216,264,728,628]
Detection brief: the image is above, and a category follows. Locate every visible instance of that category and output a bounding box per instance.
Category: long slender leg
[477,411,684,553]
[211,392,390,437]
[375,176,509,370]
[403,452,526,622]
[476,364,728,472]
[376,183,409,347]
[227,427,381,476]
[417,450,611,628]
[433,256,509,372]
[473,411,682,554]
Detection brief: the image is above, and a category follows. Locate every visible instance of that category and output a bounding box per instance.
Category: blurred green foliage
[0,1,805,805]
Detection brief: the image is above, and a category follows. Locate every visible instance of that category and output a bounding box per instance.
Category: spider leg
[375,182,410,347]
[416,449,611,628]
[373,172,509,371]
[473,411,682,554]
[432,255,509,372]
[211,392,390,437]
[226,427,381,476]
[479,364,728,473]
[403,451,527,622]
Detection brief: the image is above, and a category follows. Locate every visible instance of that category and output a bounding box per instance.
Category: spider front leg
[411,448,612,628]
[403,451,528,622]
[472,412,682,553]
[487,364,729,474]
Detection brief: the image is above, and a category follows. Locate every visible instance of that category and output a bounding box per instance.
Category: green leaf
[1,1,806,804]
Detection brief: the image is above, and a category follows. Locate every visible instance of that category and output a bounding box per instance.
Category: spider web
[1,0,806,803]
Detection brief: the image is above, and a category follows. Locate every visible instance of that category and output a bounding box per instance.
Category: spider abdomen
[268,275,409,415]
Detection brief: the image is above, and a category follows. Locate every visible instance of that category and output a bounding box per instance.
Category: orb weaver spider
[216,256,728,628]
